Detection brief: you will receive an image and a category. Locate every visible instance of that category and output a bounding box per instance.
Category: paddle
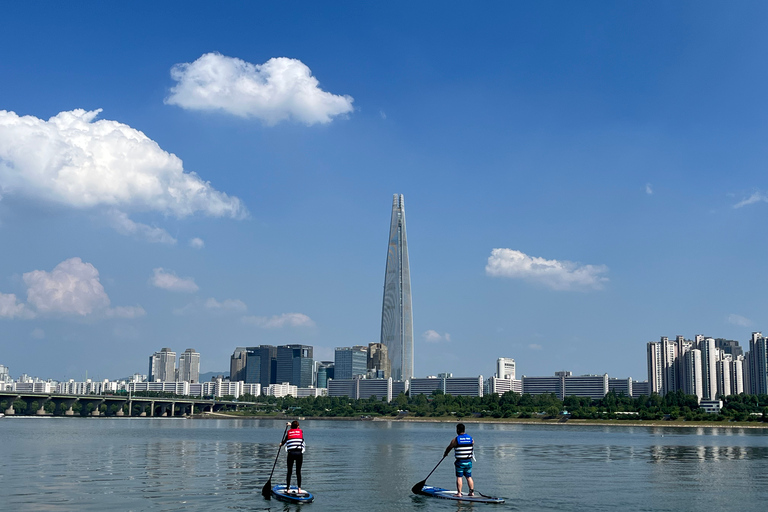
[411,454,446,495]
[261,423,290,499]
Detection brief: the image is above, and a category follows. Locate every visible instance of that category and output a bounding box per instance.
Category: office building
[380,194,414,381]
[368,343,390,379]
[230,347,247,382]
[178,348,200,383]
[487,377,522,395]
[316,361,334,388]
[149,348,176,382]
[608,378,632,397]
[496,358,516,380]
[335,346,368,380]
[522,372,608,400]
[276,344,314,388]
[245,345,277,387]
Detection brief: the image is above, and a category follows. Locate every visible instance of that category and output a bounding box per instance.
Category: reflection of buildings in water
[649,444,758,462]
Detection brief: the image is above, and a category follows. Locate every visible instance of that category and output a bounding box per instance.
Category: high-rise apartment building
[149,348,176,382]
[335,346,368,380]
[380,194,414,381]
[748,332,768,395]
[178,348,200,383]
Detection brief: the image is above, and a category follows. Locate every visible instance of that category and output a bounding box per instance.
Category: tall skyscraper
[380,194,414,381]
[149,348,176,382]
[178,348,201,383]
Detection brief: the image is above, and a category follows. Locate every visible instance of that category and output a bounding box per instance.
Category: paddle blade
[411,480,427,495]
[261,479,272,499]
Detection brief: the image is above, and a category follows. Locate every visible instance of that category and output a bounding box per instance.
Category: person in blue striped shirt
[443,423,475,497]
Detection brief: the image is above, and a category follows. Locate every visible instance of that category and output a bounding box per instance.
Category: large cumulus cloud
[0,257,145,319]
[165,52,354,125]
[0,109,246,235]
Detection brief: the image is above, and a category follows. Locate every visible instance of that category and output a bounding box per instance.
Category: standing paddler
[280,420,306,493]
[443,423,475,497]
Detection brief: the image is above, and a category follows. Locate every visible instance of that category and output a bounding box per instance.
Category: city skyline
[2,3,768,382]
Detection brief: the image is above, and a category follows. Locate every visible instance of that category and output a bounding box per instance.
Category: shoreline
[5,413,767,429]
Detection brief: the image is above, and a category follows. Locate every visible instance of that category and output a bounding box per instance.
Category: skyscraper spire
[380,194,414,380]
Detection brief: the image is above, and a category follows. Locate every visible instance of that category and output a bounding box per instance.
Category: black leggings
[286,451,303,488]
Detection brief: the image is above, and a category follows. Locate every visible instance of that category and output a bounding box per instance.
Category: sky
[2,2,768,383]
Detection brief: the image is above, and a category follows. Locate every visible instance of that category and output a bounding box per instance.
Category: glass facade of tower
[380,194,414,381]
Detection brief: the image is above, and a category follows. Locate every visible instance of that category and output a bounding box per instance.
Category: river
[2,417,767,511]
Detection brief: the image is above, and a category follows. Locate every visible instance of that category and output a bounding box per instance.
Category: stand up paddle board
[271,484,315,503]
[417,485,504,504]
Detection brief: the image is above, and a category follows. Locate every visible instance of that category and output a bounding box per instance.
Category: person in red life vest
[443,423,475,497]
[280,420,306,493]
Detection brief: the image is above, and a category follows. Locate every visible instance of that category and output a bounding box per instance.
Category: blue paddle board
[271,484,314,503]
[417,485,504,504]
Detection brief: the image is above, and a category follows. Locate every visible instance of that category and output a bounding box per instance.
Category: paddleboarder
[443,423,474,497]
[280,420,306,494]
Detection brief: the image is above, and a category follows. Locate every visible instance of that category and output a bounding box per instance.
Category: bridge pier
[36,398,51,415]
[4,395,20,415]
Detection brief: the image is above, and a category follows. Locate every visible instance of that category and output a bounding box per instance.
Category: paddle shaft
[262,424,289,497]
[411,455,446,493]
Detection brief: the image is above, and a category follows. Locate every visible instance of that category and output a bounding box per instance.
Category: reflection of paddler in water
[280,420,306,493]
[443,423,475,497]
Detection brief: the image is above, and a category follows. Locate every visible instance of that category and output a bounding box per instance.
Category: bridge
[0,391,254,417]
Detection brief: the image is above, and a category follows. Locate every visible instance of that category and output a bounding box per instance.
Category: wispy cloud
[733,191,768,209]
[205,297,247,313]
[645,183,653,195]
[150,268,199,293]
[109,210,177,245]
[529,343,543,350]
[422,330,451,343]
[242,312,315,328]
[486,248,608,291]
[189,237,205,249]
[727,314,752,327]
[166,52,354,125]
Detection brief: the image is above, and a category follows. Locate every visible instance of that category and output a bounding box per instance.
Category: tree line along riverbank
[4,390,767,424]
[225,390,768,424]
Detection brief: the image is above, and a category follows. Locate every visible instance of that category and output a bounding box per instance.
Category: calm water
[2,418,768,511]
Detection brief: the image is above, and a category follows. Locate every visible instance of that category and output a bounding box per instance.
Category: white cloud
[165,52,354,125]
[30,328,45,339]
[21,257,144,318]
[189,237,205,249]
[486,248,609,291]
[645,183,653,195]
[242,312,315,328]
[150,268,199,293]
[0,108,246,227]
[727,314,752,327]
[109,210,177,245]
[205,297,247,313]
[422,330,451,343]
[529,343,543,350]
[0,292,34,319]
[733,191,768,209]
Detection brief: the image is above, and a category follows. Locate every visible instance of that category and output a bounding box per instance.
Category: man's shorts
[454,459,472,477]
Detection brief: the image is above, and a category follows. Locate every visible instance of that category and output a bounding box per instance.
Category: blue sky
[2,2,767,382]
